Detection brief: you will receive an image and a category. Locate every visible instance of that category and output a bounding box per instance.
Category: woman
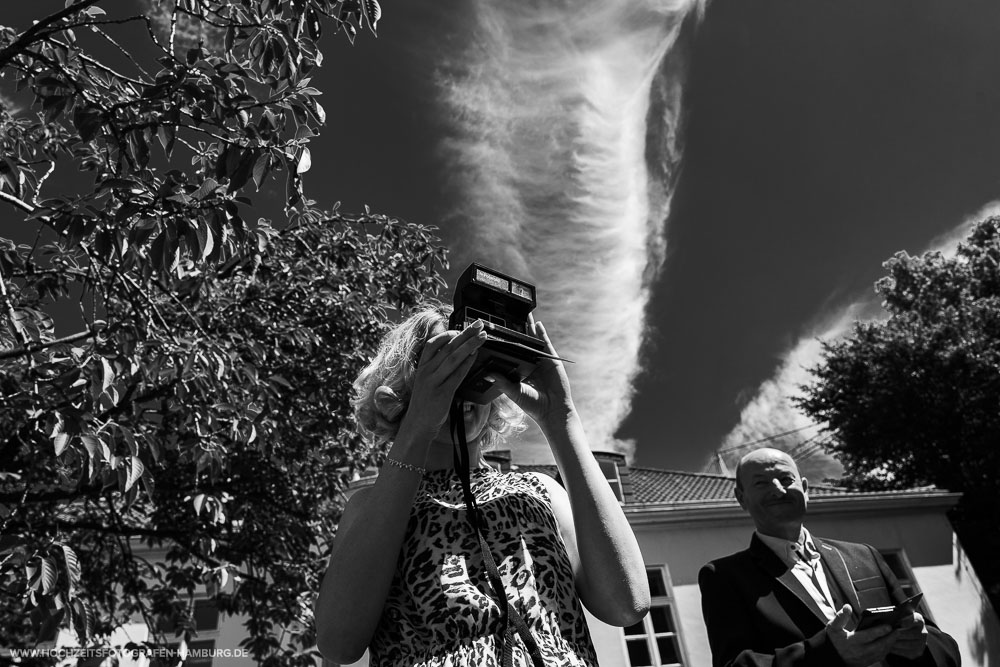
[315,304,649,666]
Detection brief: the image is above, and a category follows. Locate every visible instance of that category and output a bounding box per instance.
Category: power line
[716,422,821,454]
[786,431,823,459]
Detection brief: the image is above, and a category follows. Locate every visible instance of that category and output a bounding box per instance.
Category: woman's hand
[397,320,487,441]
[490,316,575,430]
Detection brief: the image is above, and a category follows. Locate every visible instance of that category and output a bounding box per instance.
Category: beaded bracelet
[384,456,426,476]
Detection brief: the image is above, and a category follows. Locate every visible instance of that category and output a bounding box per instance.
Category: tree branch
[0,264,33,354]
[0,0,104,71]
[0,327,98,361]
[0,190,40,217]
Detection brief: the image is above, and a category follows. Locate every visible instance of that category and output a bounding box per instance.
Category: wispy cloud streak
[716,201,1000,478]
[436,0,701,461]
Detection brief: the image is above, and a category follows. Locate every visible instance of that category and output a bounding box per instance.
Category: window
[157,597,220,635]
[623,566,686,667]
[157,597,221,666]
[878,549,934,622]
[193,599,220,632]
[599,458,623,501]
[186,638,216,667]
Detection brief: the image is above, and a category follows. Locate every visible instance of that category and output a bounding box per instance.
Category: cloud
[435,0,703,463]
[715,200,1000,479]
[137,0,224,54]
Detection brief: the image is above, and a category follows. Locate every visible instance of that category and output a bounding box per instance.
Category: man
[699,448,960,667]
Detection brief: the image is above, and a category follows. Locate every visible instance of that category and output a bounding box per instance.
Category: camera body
[449,263,548,404]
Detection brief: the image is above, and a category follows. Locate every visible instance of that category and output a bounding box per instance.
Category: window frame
[620,565,688,667]
[161,595,221,667]
[598,458,624,502]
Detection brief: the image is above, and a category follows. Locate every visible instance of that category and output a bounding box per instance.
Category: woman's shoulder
[511,469,560,489]
[497,469,567,504]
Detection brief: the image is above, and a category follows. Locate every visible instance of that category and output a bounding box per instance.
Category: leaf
[342,21,357,44]
[140,468,156,499]
[35,607,66,645]
[252,152,270,189]
[61,545,81,596]
[229,148,256,192]
[72,598,93,642]
[73,106,104,142]
[296,147,312,174]
[363,0,381,35]
[311,100,326,125]
[80,434,110,468]
[25,558,38,589]
[101,357,115,392]
[193,493,206,516]
[53,432,70,456]
[40,556,57,595]
[119,425,138,456]
[191,177,220,201]
[196,219,215,261]
[79,434,101,461]
[157,124,176,158]
[124,456,144,493]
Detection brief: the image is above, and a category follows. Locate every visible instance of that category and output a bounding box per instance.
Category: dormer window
[599,458,624,502]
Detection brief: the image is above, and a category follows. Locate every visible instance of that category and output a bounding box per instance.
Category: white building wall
[913,536,1000,667]
[599,495,1000,667]
[286,494,1000,667]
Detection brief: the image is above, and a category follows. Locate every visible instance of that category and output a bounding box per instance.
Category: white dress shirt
[757,527,838,622]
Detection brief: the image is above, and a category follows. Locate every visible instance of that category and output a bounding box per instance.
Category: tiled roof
[509,463,848,506]
[628,467,847,504]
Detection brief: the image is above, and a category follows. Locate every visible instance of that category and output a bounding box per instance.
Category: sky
[8,1,1000,478]
[316,0,1000,477]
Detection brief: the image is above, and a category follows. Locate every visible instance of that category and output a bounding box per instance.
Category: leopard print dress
[368,466,599,666]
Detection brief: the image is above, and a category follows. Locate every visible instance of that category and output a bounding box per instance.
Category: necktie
[794,543,835,610]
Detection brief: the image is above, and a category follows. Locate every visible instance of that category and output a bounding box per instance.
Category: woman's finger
[433,325,486,380]
[486,372,519,398]
[417,330,455,368]
[439,347,481,393]
[531,320,564,365]
[418,321,481,369]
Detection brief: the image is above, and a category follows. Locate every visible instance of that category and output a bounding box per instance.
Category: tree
[0,1,449,664]
[798,217,1000,612]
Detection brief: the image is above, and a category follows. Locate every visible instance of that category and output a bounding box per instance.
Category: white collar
[756,527,820,567]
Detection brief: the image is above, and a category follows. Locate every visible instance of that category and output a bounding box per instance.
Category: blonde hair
[351,303,525,447]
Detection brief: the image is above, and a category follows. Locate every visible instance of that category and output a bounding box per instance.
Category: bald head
[735,448,800,492]
[734,448,809,540]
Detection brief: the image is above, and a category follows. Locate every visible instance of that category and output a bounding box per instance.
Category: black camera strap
[450,400,545,667]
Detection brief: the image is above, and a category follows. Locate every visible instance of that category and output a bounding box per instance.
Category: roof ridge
[629,466,850,489]
[629,466,733,479]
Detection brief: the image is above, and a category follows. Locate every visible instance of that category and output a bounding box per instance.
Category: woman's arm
[494,319,650,626]
[541,406,650,626]
[314,322,486,663]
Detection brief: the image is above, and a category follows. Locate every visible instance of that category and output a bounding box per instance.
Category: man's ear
[801,477,809,496]
[734,486,746,510]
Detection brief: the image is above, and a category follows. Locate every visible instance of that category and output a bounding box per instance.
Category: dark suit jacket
[698,534,961,667]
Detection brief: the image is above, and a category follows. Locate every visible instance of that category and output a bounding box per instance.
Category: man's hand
[889,612,928,660]
[827,605,897,667]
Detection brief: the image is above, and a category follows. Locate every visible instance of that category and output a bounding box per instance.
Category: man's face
[735,450,809,539]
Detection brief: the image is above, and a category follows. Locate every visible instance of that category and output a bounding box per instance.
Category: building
[339,450,999,667]
[29,451,996,667]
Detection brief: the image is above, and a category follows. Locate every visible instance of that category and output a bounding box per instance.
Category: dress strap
[451,400,545,667]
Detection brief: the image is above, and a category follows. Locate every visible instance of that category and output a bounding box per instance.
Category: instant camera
[449,263,564,404]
